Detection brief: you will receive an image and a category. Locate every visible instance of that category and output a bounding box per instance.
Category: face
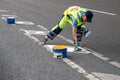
[82,14,87,22]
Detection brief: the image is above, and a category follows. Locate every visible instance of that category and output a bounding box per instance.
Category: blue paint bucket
[53,45,67,58]
[7,17,15,24]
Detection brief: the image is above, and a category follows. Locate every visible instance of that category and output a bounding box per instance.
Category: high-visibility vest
[64,6,87,27]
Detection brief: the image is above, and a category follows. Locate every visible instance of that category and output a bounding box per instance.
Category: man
[42,6,93,51]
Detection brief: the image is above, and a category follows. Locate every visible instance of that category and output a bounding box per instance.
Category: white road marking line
[23,30,48,35]
[45,45,91,54]
[86,8,117,15]
[15,21,34,25]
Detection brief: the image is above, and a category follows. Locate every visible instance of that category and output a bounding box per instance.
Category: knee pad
[47,31,57,40]
[77,34,82,41]
[47,26,62,40]
[52,26,62,34]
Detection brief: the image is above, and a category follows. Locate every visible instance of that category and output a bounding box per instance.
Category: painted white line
[45,45,91,54]
[15,21,34,25]
[63,58,100,80]
[23,30,48,35]
[86,8,117,15]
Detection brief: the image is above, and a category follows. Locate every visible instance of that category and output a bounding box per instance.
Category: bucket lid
[53,45,67,49]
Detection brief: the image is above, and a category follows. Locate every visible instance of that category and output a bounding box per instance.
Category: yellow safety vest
[64,6,87,27]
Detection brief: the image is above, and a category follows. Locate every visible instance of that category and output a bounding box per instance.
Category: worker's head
[85,10,93,23]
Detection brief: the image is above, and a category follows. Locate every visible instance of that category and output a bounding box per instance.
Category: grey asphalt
[0,0,120,80]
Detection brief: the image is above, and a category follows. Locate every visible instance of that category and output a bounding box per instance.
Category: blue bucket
[7,17,15,24]
[53,45,67,58]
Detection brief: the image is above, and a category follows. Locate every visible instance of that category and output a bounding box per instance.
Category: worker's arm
[72,27,79,47]
[72,27,77,41]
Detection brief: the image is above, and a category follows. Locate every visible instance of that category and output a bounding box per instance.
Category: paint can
[7,17,15,24]
[53,45,67,58]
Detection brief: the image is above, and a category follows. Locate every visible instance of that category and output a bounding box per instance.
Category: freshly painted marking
[22,30,48,35]
[86,8,117,15]
[15,21,34,25]
[92,72,120,80]
[46,45,91,54]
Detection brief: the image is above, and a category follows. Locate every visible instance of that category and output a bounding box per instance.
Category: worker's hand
[74,40,79,46]
[74,40,79,51]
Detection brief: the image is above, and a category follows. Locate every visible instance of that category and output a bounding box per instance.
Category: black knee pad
[53,26,62,34]
[47,26,62,40]
[77,33,82,41]
[47,31,57,40]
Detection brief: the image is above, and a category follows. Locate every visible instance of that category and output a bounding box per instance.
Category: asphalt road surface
[0,0,120,80]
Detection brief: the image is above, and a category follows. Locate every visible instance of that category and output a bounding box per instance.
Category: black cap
[85,11,93,23]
